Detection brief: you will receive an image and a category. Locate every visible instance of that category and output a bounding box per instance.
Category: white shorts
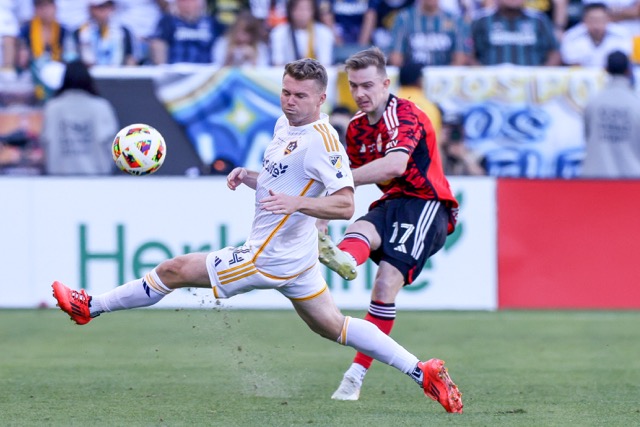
[206,246,327,301]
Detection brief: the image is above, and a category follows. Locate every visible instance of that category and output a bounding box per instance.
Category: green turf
[1,309,639,426]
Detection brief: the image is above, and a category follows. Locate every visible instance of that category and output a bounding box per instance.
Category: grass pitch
[1,309,639,426]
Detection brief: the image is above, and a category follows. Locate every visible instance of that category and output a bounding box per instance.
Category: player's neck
[366,101,388,125]
[288,113,321,127]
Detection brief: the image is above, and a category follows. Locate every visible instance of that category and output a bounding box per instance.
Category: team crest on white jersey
[330,155,343,169]
[284,140,298,155]
[330,154,344,178]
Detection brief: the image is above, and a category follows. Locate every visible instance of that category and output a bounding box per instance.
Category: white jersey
[245,113,353,277]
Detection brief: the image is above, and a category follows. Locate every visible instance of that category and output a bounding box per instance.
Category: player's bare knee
[156,257,189,288]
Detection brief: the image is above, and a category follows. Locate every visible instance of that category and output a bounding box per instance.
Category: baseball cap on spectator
[606,51,630,75]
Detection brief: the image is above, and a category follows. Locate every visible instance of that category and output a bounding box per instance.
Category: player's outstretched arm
[260,187,354,220]
[353,151,409,186]
[227,167,258,191]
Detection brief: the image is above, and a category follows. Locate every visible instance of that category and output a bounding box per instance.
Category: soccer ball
[112,124,166,175]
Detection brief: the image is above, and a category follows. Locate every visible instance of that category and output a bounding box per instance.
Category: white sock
[90,269,172,316]
[337,316,419,375]
[344,362,368,382]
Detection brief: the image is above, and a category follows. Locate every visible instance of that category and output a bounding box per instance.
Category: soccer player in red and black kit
[318,47,462,411]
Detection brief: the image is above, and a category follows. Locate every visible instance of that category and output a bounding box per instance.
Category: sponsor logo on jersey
[376,133,383,152]
[330,155,344,178]
[386,140,399,149]
[263,158,288,177]
[284,140,298,155]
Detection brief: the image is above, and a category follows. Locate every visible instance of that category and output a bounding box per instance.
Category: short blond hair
[344,47,388,77]
[283,58,328,92]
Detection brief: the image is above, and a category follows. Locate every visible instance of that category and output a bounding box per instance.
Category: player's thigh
[290,290,345,340]
[157,252,210,289]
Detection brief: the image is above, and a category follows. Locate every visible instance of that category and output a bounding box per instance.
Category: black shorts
[357,198,449,285]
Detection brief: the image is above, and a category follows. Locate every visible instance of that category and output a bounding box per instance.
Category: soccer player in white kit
[51,58,462,412]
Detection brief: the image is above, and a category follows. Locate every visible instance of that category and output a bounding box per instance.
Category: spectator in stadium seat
[357,0,414,54]
[18,0,69,68]
[113,0,169,64]
[40,60,119,175]
[18,0,73,100]
[388,0,472,67]
[54,0,91,32]
[0,7,19,71]
[318,0,371,63]
[582,50,640,178]
[212,9,270,67]
[150,0,221,64]
[524,0,569,40]
[50,58,463,415]
[470,0,562,65]
[560,2,632,66]
[206,0,250,31]
[74,0,136,66]
[269,0,335,66]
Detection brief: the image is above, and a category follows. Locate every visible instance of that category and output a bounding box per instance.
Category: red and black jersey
[346,94,459,232]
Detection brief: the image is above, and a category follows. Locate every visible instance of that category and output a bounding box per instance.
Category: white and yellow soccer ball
[112,123,166,175]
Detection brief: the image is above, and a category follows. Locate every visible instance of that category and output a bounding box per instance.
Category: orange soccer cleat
[419,358,463,413]
[51,281,93,325]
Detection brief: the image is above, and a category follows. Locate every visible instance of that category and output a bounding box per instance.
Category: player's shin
[89,269,172,316]
[337,316,419,374]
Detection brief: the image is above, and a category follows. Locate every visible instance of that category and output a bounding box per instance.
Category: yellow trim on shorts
[289,283,328,302]
[212,286,219,298]
[218,262,257,281]
[313,123,340,152]
[260,263,315,281]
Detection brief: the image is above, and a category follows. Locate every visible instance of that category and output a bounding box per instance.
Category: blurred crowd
[2,0,637,71]
[1,0,639,176]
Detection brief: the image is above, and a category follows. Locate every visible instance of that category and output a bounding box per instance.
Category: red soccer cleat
[419,358,463,413]
[51,281,92,325]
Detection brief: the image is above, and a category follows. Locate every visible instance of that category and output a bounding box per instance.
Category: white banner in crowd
[0,177,497,310]
[425,66,607,178]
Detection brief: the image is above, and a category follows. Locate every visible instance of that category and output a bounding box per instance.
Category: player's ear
[319,92,327,106]
[383,78,391,89]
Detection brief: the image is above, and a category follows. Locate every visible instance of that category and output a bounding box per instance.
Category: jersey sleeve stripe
[383,97,399,130]
[313,124,331,151]
[386,146,410,154]
[314,123,340,152]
